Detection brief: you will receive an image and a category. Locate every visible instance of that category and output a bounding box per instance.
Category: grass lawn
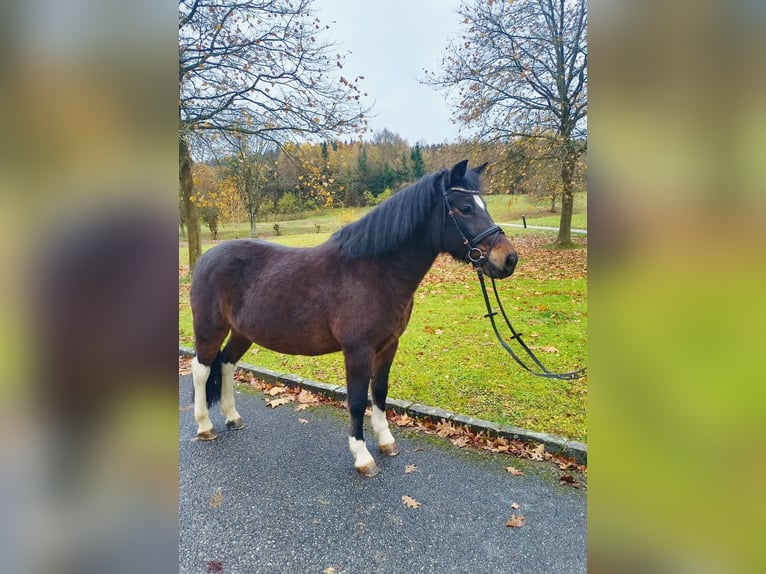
[179,208,587,442]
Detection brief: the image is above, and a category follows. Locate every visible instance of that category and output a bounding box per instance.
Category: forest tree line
[183,129,586,239]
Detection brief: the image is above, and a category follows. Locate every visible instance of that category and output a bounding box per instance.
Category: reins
[443,185,587,381]
[475,267,587,380]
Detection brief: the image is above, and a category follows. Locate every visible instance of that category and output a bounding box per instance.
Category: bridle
[443,185,587,381]
[442,186,504,268]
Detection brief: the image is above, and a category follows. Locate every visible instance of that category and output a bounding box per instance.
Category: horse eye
[461,204,473,214]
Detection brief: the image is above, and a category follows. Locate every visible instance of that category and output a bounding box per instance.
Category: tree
[192,163,224,239]
[223,133,278,237]
[179,0,369,271]
[425,0,587,246]
[410,144,426,179]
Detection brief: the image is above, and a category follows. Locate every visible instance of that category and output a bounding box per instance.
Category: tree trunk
[179,134,202,272]
[550,192,558,213]
[555,141,576,247]
[249,214,257,238]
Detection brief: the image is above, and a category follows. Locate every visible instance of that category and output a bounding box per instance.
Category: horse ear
[448,160,469,185]
[472,162,489,175]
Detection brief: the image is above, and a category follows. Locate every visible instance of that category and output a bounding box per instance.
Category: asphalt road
[179,375,586,573]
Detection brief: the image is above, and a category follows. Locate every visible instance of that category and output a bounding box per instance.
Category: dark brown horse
[190,160,518,476]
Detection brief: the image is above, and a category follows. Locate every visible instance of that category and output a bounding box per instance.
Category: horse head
[441,160,518,279]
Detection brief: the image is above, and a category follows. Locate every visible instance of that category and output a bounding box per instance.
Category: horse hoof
[226,418,245,430]
[356,462,381,477]
[197,430,218,441]
[379,443,400,457]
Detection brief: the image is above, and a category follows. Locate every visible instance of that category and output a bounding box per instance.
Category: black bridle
[442,186,504,266]
[443,186,587,381]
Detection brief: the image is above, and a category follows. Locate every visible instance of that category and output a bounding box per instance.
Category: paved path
[179,375,586,573]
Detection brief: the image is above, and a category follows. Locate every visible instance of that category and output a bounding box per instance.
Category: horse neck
[382,224,442,295]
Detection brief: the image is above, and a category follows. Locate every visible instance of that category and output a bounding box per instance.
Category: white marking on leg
[191,357,214,435]
[348,436,375,470]
[474,194,487,211]
[220,362,242,425]
[371,404,395,447]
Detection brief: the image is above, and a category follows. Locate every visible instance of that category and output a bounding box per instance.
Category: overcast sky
[315,0,464,145]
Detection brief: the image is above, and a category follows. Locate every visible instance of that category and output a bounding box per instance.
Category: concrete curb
[180,346,586,465]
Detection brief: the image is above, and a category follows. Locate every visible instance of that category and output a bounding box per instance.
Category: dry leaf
[435,420,461,437]
[510,502,520,510]
[298,418,309,424]
[541,345,559,353]
[506,466,525,476]
[505,514,526,528]
[404,463,418,474]
[210,488,223,509]
[297,389,319,404]
[267,385,288,396]
[450,436,470,448]
[268,396,294,408]
[322,568,336,574]
[179,357,192,376]
[395,413,414,427]
[529,443,546,461]
[559,474,579,488]
[402,495,421,509]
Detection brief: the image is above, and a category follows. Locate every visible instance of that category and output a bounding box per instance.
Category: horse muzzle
[481,238,518,279]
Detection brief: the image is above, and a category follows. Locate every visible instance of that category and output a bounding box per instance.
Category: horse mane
[330,169,448,260]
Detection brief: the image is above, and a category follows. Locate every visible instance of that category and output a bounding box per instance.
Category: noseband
[443,187,504,267]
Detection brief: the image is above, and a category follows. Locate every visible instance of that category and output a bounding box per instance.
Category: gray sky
[315,0,463,145]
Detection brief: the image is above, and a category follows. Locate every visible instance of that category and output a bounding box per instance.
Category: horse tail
[205,353,224,407]
[192,352,224,408]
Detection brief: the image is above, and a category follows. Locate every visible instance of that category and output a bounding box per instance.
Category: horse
[189,160,518,476]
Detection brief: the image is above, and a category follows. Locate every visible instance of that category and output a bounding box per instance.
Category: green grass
[179,204,587,442]
[483,192,587,229]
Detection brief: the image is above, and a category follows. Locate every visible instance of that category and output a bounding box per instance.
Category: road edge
[179,346,586,465]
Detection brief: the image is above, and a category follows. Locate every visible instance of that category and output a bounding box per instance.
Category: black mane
[330,169,447,259]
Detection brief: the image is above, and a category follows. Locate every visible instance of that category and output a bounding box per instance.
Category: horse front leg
[344,347,379,477]
[371,340,400,457]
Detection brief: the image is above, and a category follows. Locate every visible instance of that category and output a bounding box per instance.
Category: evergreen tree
[410,144,426,179]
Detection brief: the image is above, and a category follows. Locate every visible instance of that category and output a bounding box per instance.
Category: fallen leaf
[395,413,414,427]
[511,502,520,510]
[268,396,294,408]
[505,514,526,528]
[435,420,461,437]
[404,463,418,474]
[529,443,546,461]
[179,358,192,376]
[402,495,421,509]
[559,474,580,488]
[541,345,559,353]
[506,466,525,476]
[210,488,223,509]
[267,385,288,396]
[450,436,471,448]
[298,418,309,424]
[322,568,336,574]
[205,561,224,573]
[297,389,319,404]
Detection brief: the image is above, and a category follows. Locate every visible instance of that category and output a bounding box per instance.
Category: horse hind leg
[344,346,380,477]
[371,341,400,457]
[191,353,219,441]
[219,331,251,431]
